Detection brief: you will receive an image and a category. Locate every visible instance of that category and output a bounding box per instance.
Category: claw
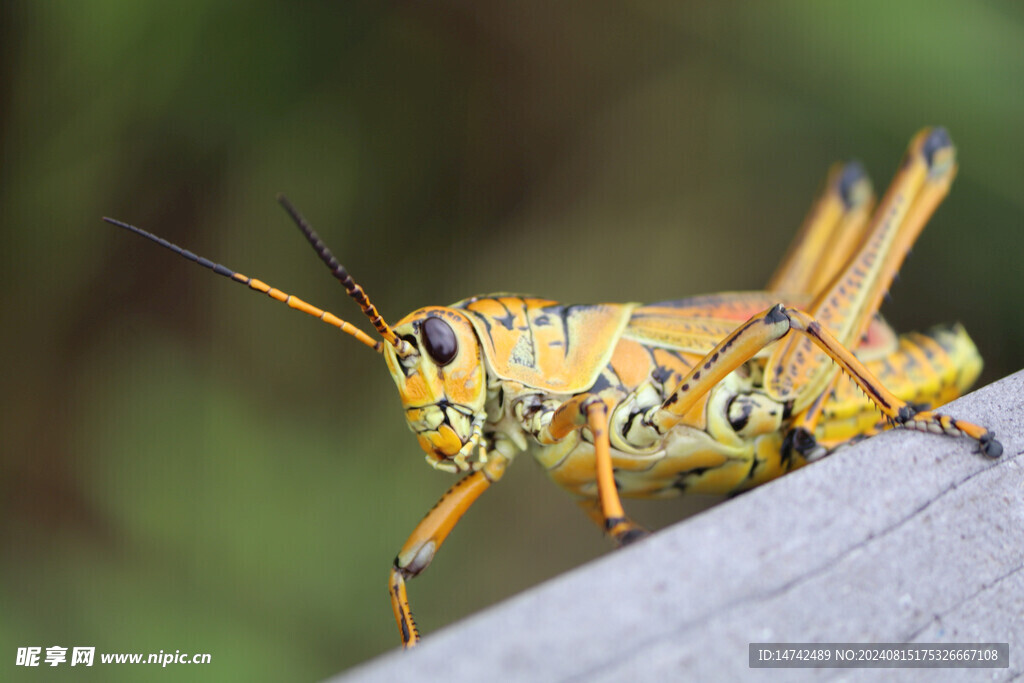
[979,432,1003,459]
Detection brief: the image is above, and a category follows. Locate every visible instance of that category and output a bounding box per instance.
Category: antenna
[276,195,412,356]
[103,216,383,353]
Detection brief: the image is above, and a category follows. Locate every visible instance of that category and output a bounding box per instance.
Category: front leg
[389,453,508,648]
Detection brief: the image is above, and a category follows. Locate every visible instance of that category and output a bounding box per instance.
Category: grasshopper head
[116,197,494,474]
[383,307,488,473]
[108,199,492,473]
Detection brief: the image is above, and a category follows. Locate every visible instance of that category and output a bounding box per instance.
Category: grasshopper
[106,127,1002,648]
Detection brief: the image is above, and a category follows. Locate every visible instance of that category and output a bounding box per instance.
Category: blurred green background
[2,1,1022,680]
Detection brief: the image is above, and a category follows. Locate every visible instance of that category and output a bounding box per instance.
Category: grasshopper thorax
[384,306,488,473]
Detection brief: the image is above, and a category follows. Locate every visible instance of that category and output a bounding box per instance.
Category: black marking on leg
[922,127,952,168]
[604,516,626,532]
[764,304,788,325]
[390,574,415,644]
[395,595,412,643]
[838,161,867,208]
[896,404,918,424]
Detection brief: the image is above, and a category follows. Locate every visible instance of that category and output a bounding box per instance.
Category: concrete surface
[335,370,1024,682]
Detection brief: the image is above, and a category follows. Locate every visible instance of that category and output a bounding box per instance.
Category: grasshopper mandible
[106,127,1002,648]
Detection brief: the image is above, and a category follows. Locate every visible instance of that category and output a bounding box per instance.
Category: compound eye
[421,316,458,366]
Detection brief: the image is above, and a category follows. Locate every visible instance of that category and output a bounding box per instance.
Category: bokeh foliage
[2,2,1022,680]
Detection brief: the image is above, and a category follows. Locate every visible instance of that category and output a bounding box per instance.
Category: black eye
[421,316,458,366]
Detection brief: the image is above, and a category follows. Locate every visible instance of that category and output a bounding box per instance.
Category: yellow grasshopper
[106,127,1002,648]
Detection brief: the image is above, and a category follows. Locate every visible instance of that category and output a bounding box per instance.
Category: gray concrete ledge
[336,371,1024,682]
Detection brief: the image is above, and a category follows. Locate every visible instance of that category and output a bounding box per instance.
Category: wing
[625,292,812,354]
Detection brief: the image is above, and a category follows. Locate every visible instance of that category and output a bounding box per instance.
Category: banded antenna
[275,195,411,356]
[103,201,409,355]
